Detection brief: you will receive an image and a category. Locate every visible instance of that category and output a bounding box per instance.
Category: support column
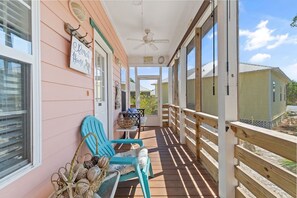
[179,47,187,144]
[217,0,238,198]
[195,27,202,160]
[168,67,173,127]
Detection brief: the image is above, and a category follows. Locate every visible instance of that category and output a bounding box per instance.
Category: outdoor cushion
[128,108,139,113]
[109,147,149,175]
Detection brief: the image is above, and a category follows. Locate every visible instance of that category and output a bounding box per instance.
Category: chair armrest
[110,139,143,147]
[109,157,138,165]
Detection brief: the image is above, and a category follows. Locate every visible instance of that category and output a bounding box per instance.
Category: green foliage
[281,159,297,174]
[291,15,297,27]
[129,93,158,115]
[140,93,158,115]
[130,78,135,83]
[286,81,297,105]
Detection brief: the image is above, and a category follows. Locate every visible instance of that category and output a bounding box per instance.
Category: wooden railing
[162,104,169,127]
[164,104,297,197]
[183,108,219,182]
[230,121,297,197]
[168,104,180,135]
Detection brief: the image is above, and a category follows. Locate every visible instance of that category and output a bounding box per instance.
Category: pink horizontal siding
[0,0,127,197]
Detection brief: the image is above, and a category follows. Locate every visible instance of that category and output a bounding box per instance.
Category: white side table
[116,126,138,139]
[116,126,138,148]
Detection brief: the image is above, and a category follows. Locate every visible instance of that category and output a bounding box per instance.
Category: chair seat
[109,147,149,175]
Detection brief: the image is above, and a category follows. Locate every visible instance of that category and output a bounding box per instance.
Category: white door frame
[94,29,114,140]
[136,75,162,126]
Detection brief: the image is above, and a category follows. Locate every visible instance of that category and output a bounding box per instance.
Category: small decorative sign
[70,36,92,74]
[144,56,153,64]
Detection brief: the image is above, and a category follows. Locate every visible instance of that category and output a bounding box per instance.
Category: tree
[291,15,297,27]
[286,81,297,105]
[130,78,135,83]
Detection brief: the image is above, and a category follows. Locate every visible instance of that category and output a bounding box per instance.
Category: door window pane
[140,79,158,115]
[0,56,31,179]
[0,0,32,54]
[95,51,105,102]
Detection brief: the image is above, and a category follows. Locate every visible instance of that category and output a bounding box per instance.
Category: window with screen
[0,0,40,182]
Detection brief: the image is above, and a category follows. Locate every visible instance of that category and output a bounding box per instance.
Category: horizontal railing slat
[200,138,218,161]
[235,145,296,196]
[196,112,218,129]
[235,166,278,198]
[184,117,196,129]
[200,126,218,146]
[231,121,297,162]
[200,150,218,182]
[235,187,248,198]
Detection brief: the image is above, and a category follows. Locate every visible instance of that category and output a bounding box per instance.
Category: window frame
[272,81,276,102]
[0,0,41,189]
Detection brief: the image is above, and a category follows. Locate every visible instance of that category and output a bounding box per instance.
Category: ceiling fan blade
[149,43,158,51]
[133,43,146,50]
[152,39,169,43]
[127,38,143,42]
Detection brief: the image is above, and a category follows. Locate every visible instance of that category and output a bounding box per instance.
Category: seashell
[73,163,84,173]
[91,156,100,165]
[76,168,88,181]
[84,160,94,169]
[97,157,109,168]
[61,190,70,198]
[84,190,94,198]
[75,178,90,195]
[87,166,101,182]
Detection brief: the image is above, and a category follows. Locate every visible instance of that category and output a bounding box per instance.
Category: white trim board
[94,29,114,140]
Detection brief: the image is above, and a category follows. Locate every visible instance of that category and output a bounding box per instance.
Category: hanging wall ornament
[115,81,121,109]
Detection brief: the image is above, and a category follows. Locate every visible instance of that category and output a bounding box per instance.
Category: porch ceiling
[101,0,203,64]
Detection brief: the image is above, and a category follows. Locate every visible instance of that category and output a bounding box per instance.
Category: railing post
[194,27,202,160]
[195,115,201,160]
[174,107,178,133]
[217,0,238,197]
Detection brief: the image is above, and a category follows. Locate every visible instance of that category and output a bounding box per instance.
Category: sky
[129,67,168,90]
[239,0,297,81]
[187,0,297,81]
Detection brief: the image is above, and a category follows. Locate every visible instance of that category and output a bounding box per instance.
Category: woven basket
[117,117,136,129]
[50,133,108,198]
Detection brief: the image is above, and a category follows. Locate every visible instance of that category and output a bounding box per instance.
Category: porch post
[195,27,202,160]
[135,68,140,108]
[217,0,238,198]
[168,66,173,127]
[179,47,187,144]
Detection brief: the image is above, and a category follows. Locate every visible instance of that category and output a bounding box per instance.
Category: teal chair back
[81,115,115,157]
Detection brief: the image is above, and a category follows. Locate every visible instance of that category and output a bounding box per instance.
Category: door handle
[98,103,102,106]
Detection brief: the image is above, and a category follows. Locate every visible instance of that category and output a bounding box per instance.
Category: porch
[115,127,218,197]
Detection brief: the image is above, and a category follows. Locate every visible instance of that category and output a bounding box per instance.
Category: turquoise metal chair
[81,115,153,198]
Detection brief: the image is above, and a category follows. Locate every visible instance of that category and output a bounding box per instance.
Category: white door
[94,42,108,136]
[136,77,161,126]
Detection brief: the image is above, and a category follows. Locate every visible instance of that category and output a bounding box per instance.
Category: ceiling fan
[127,29,169,51]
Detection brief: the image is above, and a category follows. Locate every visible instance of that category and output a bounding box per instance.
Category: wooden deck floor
[114,127,218,198]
